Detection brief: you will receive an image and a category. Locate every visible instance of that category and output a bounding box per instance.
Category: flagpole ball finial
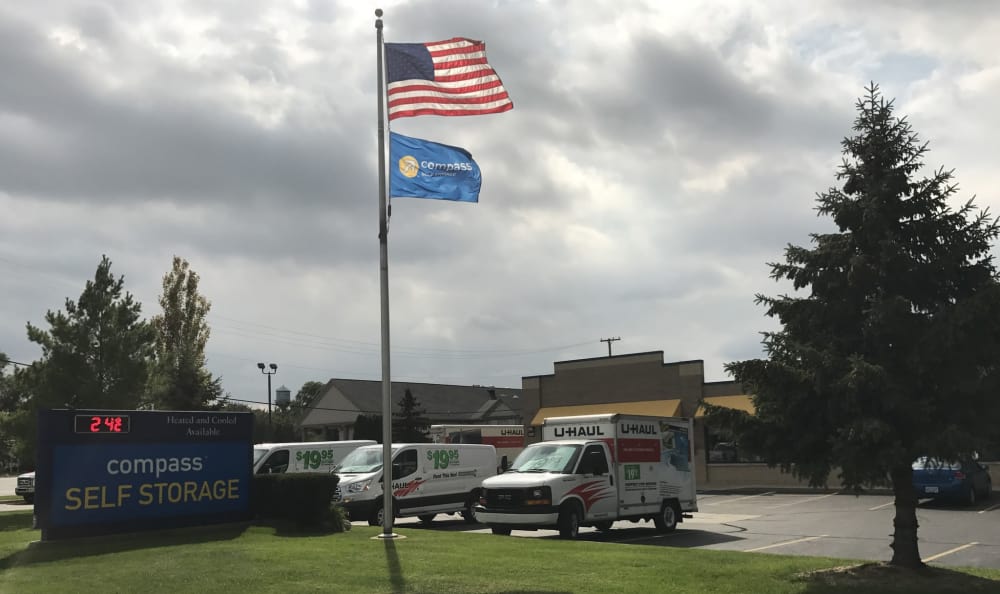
[375,8,383,17]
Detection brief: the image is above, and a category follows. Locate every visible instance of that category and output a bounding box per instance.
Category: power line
[214,395,521,417]
[0,360,516,416]
[210,314,594,358]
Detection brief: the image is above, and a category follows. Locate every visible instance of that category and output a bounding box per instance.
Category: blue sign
[35,409,254,540]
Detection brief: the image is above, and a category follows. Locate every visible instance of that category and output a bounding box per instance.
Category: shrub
[252,473,347,532]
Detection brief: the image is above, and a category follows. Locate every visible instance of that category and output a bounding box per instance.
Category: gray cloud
[2,0,998,404]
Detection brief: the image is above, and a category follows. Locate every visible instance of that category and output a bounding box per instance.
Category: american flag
[385,38,513,120]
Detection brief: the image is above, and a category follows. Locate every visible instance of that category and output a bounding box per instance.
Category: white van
[335,443,497,526]
[253,440,376,475]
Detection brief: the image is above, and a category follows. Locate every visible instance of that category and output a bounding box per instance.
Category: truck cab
[476,439,616,537]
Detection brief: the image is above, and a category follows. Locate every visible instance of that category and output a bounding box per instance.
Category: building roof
[530,399,683,426]
[299,379,522,427]
[694,395,755,417]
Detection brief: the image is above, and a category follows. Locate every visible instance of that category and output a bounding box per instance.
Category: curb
[698,486,894,496]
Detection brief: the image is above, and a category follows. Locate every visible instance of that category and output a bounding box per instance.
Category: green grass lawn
[0,511,997,594]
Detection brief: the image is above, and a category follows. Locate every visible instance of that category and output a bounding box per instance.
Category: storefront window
[704,427,760,464]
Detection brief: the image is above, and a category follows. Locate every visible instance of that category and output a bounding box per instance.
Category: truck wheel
[369,501,396,527]
[491,526,512,536]
[594,520,613,532]
[418,514,436,523]
[558,504,581,539]
[461,492,479,523]
[654,502,679,533]
[23,495,34,505]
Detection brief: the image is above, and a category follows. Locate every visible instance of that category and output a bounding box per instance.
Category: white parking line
[979,502,1000,514]
[765,492,839,509]
[703,491,776,506]
[868,501,894,511]
[923,542,978,563]
[744,534,827,553]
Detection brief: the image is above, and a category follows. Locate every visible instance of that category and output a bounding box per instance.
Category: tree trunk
[889,465,923,568]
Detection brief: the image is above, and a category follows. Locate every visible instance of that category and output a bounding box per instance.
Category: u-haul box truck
[335,443,497,526]
[428,424,526,472]
[476,414,697,538]
[253,440,376,475]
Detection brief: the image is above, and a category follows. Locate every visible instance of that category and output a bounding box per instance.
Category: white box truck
[476,413,697,538]
[428,424,526,472]
[252,440,376,475]
[335,442,497,526]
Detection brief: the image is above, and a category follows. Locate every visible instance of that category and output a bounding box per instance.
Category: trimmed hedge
[252,473,348,532]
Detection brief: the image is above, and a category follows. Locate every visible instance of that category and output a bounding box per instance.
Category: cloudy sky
[3,0,999,410]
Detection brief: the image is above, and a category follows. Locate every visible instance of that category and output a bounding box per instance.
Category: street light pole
[257,362,278,434]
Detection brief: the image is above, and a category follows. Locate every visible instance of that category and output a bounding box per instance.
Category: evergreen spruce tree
[713,84,1000,568]
[393,388,430,443]
[26,255,154,411]
[16,256,154,464]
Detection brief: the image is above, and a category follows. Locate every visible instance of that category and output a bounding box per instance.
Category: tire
[491,526,512,536]
[654,501,679,533]
[369,501,396,527]
[558,504,581,539]
[23,495,34,505]
[594,520,613,533]
[984,479,993,500]
[461,491,480,524]
[966,485,977,507]
[418,514,436,524]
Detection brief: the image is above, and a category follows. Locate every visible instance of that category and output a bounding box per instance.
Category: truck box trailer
[476,413,696,538]
[428,424,526,472]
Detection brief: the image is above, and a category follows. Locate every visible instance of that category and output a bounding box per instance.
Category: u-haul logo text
[619,423,657,436]
[552,425,606,438]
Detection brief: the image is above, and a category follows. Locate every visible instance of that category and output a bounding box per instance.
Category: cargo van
[335,443,497,526]
[429,424,526,472]
[253,440,376,475]
[476,414,697,538]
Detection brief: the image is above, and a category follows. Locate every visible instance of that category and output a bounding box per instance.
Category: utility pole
[600,337,621,357]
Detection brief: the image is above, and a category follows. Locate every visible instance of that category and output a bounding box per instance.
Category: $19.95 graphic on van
[294,449,335,470]
[427,448,459,469]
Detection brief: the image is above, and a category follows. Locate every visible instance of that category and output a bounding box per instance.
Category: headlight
[525,486,552,506]
[348,479,372,493]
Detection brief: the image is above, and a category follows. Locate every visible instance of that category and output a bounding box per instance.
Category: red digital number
[103,417,122,432]
[90,416,101,433]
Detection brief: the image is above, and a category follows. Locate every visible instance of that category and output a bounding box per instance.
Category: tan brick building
[519,350,758,487]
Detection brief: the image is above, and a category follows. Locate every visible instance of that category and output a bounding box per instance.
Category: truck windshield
[508,444,581,473]
[336,448,388,473]
[252,448,269,465]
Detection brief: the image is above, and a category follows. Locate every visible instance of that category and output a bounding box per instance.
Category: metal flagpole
[374,8,398,539]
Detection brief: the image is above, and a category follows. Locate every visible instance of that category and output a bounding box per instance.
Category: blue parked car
[912,456,993,505]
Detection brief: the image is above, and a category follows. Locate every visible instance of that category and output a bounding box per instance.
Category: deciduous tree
[147,256,222,410]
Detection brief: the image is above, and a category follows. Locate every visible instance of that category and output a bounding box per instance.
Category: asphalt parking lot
[5,476,996,569]
[376,491,1000,570]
